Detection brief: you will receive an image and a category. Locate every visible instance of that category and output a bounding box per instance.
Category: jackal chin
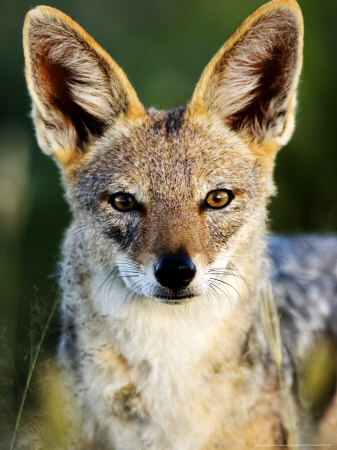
[153,292,197,305]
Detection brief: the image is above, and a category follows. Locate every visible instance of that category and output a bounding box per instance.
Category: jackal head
[24,1,303,305]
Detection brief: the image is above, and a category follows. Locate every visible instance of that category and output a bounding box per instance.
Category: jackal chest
[71,313,273,449]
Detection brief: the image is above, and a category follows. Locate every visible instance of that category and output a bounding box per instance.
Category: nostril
[154,255,196,290]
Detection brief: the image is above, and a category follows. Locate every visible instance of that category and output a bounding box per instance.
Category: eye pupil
[206,190,232,209]
[212,193,224,203]
[109,193,136,211]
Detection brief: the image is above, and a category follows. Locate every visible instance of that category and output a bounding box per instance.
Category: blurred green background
[0,0,336,438]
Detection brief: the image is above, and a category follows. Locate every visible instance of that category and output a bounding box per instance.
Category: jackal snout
[154,254,196,291]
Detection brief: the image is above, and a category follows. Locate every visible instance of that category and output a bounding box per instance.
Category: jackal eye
[108,193,136,212]
[206,189,233,209]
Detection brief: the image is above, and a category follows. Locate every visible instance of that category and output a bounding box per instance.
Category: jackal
[23,0,337,447]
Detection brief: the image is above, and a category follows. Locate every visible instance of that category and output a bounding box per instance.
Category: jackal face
[24,1,303,304]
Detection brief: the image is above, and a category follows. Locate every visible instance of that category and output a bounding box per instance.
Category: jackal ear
[188,0,303,149]
[23,6,145,165]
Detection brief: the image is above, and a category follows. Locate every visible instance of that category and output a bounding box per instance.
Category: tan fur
[22,1,326,448]
[316,392,337,448]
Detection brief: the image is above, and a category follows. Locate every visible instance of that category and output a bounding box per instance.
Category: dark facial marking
[37,57,107,148]
[165,106,186,135]
[105,222,139,250]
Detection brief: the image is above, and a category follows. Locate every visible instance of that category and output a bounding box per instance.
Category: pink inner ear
[34,49,107,148]
[226,116,236,127]
[39,56,73,112]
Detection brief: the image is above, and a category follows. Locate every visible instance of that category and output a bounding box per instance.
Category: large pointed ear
[188,0,303,150]
[23,6,145,166]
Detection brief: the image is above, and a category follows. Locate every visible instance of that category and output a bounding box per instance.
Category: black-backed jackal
[23,0,337,447]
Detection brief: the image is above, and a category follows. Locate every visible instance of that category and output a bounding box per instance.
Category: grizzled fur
[23,0,337,448]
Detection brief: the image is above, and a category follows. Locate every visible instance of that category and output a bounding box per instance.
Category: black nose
[154,255,196,290]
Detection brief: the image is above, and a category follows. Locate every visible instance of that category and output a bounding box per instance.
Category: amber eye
[206,189,232,209]
[109,193,136,212]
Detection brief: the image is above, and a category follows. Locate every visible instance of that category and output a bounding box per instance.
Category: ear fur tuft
[188,0,303,149]
[23,6,145,162]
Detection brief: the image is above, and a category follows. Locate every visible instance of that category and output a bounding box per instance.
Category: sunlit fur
[23,1,337,448]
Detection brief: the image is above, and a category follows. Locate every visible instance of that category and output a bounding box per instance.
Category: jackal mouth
[154,293,196,305]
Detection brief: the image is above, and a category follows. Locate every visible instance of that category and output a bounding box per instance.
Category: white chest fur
[66,277,263,449]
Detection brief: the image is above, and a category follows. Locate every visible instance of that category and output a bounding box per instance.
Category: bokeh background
[0,0,336,439]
